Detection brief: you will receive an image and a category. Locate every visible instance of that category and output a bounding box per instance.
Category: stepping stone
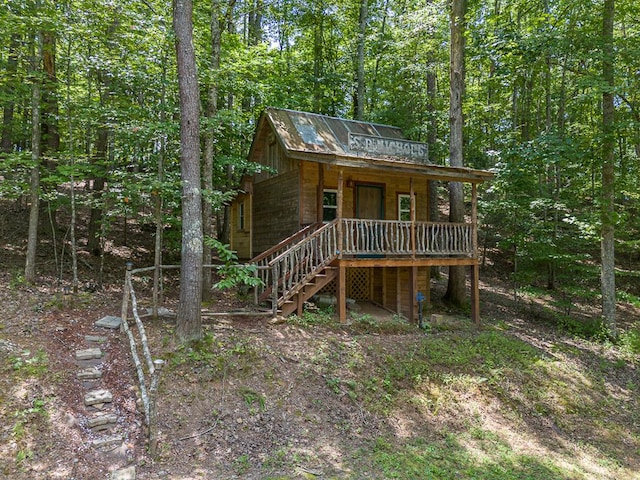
[77,366,102,380]
[95,316,122,330]
[87,412,118,431]
[91,434,122,450]
[76,348,103,361]
[85,335,108,344]
[85,389,113,406]
[111,466,136,480]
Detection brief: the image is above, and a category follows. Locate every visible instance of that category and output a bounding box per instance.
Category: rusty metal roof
[251,108,493,183]
[263,107,427,163]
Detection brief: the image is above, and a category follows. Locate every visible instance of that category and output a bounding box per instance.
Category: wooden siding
[301,162,430,223]
[252,169,300,256]
[382,267,429,318]
[229,193,252,259]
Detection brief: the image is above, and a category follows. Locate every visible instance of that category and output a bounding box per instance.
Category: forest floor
[1,203,640,479]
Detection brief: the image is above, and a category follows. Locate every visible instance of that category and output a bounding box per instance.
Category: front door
[356,184,384,219]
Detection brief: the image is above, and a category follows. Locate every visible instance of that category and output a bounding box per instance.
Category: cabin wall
[252,168,300,256]
[301,162,430,222]
[229,193,252,260]
[381,267,429,318]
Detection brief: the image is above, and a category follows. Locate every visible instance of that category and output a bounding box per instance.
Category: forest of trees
[1,0,639,338]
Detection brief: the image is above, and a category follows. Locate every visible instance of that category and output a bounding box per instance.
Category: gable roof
[249,107,493,183]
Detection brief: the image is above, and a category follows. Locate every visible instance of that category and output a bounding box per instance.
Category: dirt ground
[1,204,640,479]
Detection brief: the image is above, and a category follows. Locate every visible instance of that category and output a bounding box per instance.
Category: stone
[91,434,122,450]
[77,367,102,380]
[111,466,136,480]
[76,348,103,360]
[84,389,113,406]
[85,335,108,343]
[95,315,122,329]
[87,413,118,429]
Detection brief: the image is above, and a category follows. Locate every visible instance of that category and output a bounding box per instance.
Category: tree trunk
[202,0,223,299]
[174,0,203,343]
[444,0,467,307]
[601,0,616,336]
[25,30,43,284]
[354,0,368,120]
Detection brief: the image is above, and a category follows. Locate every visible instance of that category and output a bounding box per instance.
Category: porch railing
[340,219,474,257]
[256,218,474,314]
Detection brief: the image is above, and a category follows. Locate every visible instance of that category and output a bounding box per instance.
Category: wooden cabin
[229,108,493,323]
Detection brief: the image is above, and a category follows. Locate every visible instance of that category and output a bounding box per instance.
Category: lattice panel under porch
[347,268,370,300]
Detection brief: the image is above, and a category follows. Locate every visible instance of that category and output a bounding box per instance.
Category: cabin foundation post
[410,266,418,323]
[471,262,480,326]
[338,264,347,322]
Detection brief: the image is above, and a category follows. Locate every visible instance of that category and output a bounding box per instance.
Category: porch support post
[317,164,324,222]
[410,266,417,323]
[396,267,401,315]
[472,183,478,256]
[410,177,416,259]
[337,169,344,259]
[471,261,480,326]
[338,263,347,322]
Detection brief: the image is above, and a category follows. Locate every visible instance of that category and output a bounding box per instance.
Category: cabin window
[323,190,338,222]
[237,201,245,231]
[398,194,411,221]
[267,136,280,175]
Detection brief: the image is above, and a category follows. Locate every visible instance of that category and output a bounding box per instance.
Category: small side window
[238,202,245,231]
[398,194,411,221]
[323,190,338,222]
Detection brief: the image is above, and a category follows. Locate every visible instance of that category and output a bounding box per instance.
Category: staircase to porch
[251,220,339,316]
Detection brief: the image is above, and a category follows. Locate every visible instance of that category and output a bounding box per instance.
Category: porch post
[317,164,324,223]
[337,170,347,322]
[472,183,478,256]
[471,262,480,326]
[471,183,480,325]
[337,170,344,259]
[410,266,417,323]
[338,264,347,322]
[410,177,416,259]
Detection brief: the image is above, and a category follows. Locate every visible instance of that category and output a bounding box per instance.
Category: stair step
[87,412,118,431]
[76,348,103,361]
[91,434,123,450]
[77,366,102,380]
[84,389,113,407]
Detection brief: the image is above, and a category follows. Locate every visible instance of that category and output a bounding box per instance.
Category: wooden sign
[348,132,428,162]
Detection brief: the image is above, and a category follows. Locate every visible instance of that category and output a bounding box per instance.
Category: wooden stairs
[251,220,339,317]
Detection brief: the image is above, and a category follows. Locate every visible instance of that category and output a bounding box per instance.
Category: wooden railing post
[272,263,279,317]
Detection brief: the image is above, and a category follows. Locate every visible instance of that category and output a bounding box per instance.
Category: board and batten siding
[301,163,430,222]
[229,193,252,259]
[252,169,301,256]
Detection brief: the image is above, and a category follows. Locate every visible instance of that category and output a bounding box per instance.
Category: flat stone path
[73,315,134,479]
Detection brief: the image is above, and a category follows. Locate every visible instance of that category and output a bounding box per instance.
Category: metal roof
[251,108,494,183]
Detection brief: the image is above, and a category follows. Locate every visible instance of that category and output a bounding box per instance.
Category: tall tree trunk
[354,0,368,120]
[312,2,324,112]
[87,124,108,254]
[42,32,60,155]
[1,35,20,153]
[444,0,467,307]
[202,0,223,299]
[174,0,203,343]
[25,30,43,284]
[601,0,616,336]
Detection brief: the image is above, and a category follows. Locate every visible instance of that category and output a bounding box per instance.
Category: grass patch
[371,432,571,479]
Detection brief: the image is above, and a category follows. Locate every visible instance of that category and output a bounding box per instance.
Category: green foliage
[287,308,335,328]
[204,238,263,290]
[10,350,49,378]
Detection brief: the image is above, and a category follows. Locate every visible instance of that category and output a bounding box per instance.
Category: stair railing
[267,219,339,314]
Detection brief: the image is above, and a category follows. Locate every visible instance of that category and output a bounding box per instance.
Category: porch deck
[252,218,480,322]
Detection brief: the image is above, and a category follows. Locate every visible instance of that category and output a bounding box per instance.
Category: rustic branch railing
[121,263,164,457]
[252,222,323,303]
[256,219,475,314]
[266,220,339,314]
[340,219,473,257]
